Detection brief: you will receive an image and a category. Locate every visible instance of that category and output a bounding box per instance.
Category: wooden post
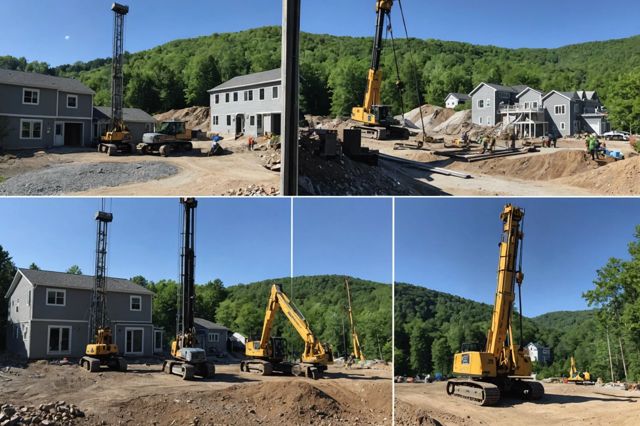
[280,0,301,195]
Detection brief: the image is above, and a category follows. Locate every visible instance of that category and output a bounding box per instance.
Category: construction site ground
[0,138,279,196]
[363,136,638,196]
[395,381,640,426]
[1,360,391,425]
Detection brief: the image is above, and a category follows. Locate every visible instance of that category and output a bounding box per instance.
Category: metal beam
[280,0,301,195]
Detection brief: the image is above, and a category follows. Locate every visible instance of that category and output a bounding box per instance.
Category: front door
[257,114,264,136]
[54,122,64,146]
[125,328,144,355]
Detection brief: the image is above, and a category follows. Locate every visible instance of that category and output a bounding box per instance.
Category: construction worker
[510,131,517,149]
[489,136,496,153]
[588,135,598,160]
[480,135,487,153]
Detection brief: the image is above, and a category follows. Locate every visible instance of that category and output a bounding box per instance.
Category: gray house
[93,107,156,143]
[445,93,470,109]
[5,268,157,359]
[0,68,94,149]
[194,318,229,356]
[470,83,525,127]
[526,342,552,365]
[500,87,548,138]
[208,68,282,138]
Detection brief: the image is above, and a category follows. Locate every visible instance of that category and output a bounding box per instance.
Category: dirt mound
[401,105,456,132]
[155,107,211,133]
[395,401,471,426]
[558,154,640,195]
[458,150,599,181]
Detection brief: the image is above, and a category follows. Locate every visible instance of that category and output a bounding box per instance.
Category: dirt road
[0,140,279,196]
[1,361,391,425]
[395,382,640,426]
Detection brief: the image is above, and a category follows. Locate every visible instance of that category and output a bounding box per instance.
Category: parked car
[603,131,630,141]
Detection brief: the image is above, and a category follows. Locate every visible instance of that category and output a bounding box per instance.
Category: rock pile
[224,184,279,196]
[0,401,84,425]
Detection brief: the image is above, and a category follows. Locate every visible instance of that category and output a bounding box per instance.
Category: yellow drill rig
[345,278,365,362]
[446,204,544,405]
[241,284,334,380]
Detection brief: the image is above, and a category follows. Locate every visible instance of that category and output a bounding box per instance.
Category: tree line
[1,27,638,130]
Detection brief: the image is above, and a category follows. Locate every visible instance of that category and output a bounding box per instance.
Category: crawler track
[446,379,501,406]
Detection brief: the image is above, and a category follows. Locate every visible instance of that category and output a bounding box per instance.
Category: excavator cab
[157,121,186,136]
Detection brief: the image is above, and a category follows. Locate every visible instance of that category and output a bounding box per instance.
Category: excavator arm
[255,285,332,365]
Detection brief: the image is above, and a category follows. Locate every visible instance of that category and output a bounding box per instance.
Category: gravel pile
[0,162,178,195]
[0,401,85,425]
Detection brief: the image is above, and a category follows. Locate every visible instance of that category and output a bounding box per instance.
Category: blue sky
[0,198,291,286]
[1,0,637,66]
[293,198,392,284]
[395,198,640,317]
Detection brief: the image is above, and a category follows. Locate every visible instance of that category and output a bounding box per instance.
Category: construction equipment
[138,120,195,156]
[162,198,214,380]
[241,284,334,379]
[80,209,127,373]
[350,0,409,140]
[345,279,365,363]
[98,3,133,156]
[567,356,593,385]
[446,204,544,406]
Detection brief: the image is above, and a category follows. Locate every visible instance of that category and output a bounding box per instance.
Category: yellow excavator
[446,204,544,405]
[351,0,409,140]
[80,209,127,372]
[241,284,334,380]
[567,356,593,385]
[345,279,365,363]
[162,198,214,380]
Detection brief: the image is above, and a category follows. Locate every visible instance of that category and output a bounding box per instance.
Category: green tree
[66,265,82,275]
[408,319,433,375]
[149,279,179,338]
[184,55,222,106]
[130,275,149,288]
[0,245,17,349]
[195,279,227,323]
[28,263,40,270]
[431,337,451,375]
[607,70,640,133]
[126,72,161,113]
[328,57,367,117]
[155,64,185,111]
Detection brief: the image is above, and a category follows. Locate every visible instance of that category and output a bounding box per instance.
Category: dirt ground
[0,139,279,196]
[1,360,391,425]
[363,137,638,196]
[395,382,640,426]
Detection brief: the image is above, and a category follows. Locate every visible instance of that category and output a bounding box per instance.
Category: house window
[226,115,231,126]
[208,332,219,343]
[259,88,265,100]
[215,94,220,104]
[233,92,238,102]
[15,298,19,313]
[125,328,144,355]
[554,105,566,115]
[225,93,229,103]
[212,116,219,126]
[560,122,566,130]
[46,289,66,306]
[67,95,78,109]
[478,99,484,108]
[486,98,491,107]
[22,324,28,340]
[23,88,39,105]
[250,116,255,126]
[28,290,31,307]
[47,326,71,354]
[532,102,538,109]
[524,102,530,109]
[244,90,253,101]
[130,295,142,311]
[20,120,43,140]
[479,117,483,124]
[154,330,163,351]
[272,86,279,99]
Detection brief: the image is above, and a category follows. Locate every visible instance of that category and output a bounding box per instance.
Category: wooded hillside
[1,27,638,130]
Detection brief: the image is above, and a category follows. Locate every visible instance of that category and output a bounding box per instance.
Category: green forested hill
[394,283,607,380]
[0,27,638,128]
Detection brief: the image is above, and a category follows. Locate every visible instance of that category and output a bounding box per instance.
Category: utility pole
[280,0,300,195]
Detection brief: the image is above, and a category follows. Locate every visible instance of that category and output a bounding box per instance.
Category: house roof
[469,82,519,97]
[5,268,154,298]
[93,106,156,123]
[516,87,543,99]
[208,68,281,93]
[542,90,579,102]
[0,68,95,95]
[194,317,229,331]
[446,93,470,101]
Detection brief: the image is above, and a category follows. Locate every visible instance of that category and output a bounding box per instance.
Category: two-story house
[194,318,229,357]
[208,68,282,138]
[0,69,95,149]
[5,268,158,359]
[500,87,548,138]
[470,83,527,127]
[526,342,552,365]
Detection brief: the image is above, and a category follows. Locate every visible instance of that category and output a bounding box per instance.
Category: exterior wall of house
[28,320,88,359]
[195,325,229,355]
[544,93,573,137]
[471,85,497,126]
[517,90,542,108]
[210,82,282,137]
[445,96,462,109]
[113,323,154,357]
[0,83,93,149]
[5,275,34,357]
[583,116,606,135]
